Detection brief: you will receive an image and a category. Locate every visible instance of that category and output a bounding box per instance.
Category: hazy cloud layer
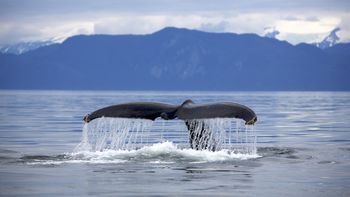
[0,0,349,44]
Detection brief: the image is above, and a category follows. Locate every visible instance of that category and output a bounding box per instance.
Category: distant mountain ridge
[0,27,349,90]
[0,27,347,54]
[0,40,56,55]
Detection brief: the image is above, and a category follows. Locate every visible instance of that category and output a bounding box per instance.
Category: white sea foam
[28,141,260,165]
[28,117,259,165]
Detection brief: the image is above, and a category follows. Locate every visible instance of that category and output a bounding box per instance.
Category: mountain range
[0,27,349,90]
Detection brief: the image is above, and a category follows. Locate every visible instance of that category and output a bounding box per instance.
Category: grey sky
[0,0,349,45]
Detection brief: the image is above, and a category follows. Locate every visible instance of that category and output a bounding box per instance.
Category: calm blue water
[0,91,350,196]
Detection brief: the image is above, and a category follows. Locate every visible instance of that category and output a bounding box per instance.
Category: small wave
[26,141,260,165]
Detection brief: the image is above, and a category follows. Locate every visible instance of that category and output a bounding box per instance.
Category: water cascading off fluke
[78,100,257,153]
[75,117,257,155]
[75,117,153,152]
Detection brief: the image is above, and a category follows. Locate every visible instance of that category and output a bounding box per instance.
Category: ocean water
[0,91,349,196]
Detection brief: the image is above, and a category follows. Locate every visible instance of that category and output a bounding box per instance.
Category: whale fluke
[176,100,257,124]
[83,100,257,150]
[84,100,257,125]
[83,102,178,122]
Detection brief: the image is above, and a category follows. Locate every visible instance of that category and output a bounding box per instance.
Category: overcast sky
[0,0,349,45]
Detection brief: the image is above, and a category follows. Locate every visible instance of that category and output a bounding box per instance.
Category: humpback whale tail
[83,100,257,150]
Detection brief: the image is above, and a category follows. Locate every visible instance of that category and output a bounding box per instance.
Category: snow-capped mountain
[264,27,280,39]
[0,40,55,55]
[315,27,340,49]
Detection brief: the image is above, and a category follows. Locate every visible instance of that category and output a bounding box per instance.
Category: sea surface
[0,91,349,196]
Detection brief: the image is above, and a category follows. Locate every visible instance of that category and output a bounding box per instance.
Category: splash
[74,117,153,152]
[27,141,259,165]
[26,119,259,165]
[74,117,257,155]
[186,118,256,154]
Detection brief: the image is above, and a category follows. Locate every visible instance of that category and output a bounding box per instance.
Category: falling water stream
[74,117,257,156]
[75,118,153,152]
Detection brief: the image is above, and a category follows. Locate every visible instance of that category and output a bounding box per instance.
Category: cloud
[199,21,229,32]
[0,20,94,44]
[264,27,280,39]
[275,16,340,35]
[284,16,300,21]
[305,16,320,22]
[0,0,349,45]
[283,15,319,22]
[0,24,40,44]
[93,15,205,35]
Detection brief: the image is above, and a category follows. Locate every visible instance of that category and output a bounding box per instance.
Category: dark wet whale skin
[84,99,257,125]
